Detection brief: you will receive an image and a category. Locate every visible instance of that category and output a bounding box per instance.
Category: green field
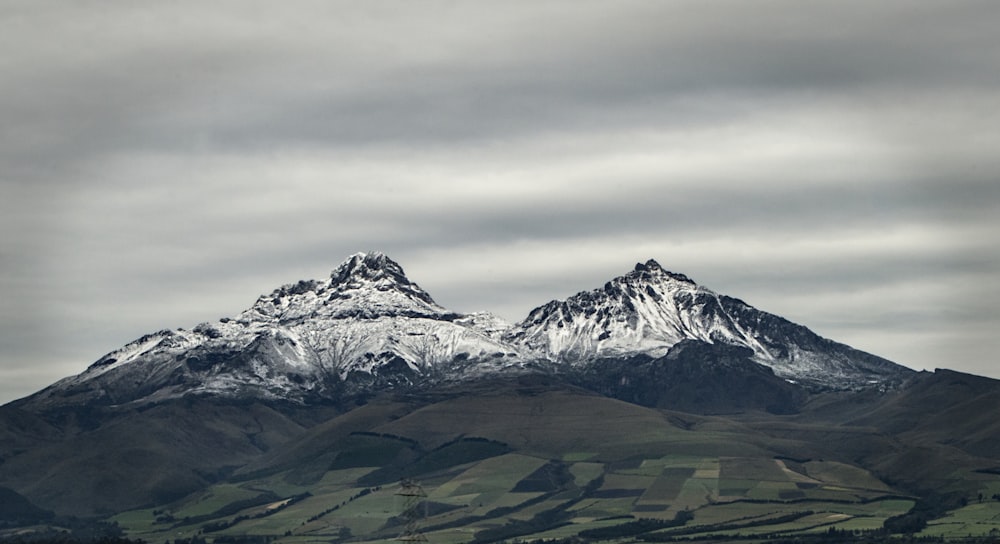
[116,446,932,544]
[919,502,1000,538]
[109,417,1000,544]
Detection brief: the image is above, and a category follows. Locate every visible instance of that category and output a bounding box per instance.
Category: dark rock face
[567,340,808,415]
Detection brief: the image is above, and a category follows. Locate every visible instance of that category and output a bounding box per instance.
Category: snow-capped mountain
[508,260,769,361]
[20,252,911,411]
[23,253,522,409]
[507,259,909,389]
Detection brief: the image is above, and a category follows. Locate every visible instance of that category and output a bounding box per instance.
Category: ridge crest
[631,259,695,284]
[330,251,405,285]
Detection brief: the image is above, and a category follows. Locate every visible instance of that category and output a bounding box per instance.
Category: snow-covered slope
[24,253,523,409]
[507,260,909,389]
[508,260,773,362]
[21,253,912,411]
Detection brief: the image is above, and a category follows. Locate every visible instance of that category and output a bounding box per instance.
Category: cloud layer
[2,1,998,403]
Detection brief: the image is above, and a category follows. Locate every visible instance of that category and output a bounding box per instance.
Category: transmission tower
[396,478,428,542]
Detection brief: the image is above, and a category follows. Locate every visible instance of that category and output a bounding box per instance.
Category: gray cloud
[2,1,999,403]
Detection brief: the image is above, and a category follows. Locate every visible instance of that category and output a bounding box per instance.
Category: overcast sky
[2,1,998,405]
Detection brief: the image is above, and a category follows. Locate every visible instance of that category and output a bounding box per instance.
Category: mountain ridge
[12,252,913,413]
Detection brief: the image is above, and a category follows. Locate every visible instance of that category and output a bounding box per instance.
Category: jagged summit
[331,251,409,287]
[325,251,441,313]
[20,252,523,410]
[508,259,745,362]
[245,252,445,322]
[631,259,695,284]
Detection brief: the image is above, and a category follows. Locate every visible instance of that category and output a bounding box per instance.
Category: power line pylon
[396,478,428,542]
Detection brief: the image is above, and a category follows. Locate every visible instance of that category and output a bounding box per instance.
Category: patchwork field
[114,442,936,544]
[105,383,1000,544]
[918,502,1000,538]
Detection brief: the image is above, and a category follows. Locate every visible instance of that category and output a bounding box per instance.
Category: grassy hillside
[106,377,1000,544]
[5,372,1000,543]
[0,400,321,516]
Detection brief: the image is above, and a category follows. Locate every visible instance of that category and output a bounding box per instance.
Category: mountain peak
[630,259,695,285]
[510,259,715,362]
[636,258,663,271]
[319,251,443,314]
[239,252,447,324]
[331,251,405,285]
